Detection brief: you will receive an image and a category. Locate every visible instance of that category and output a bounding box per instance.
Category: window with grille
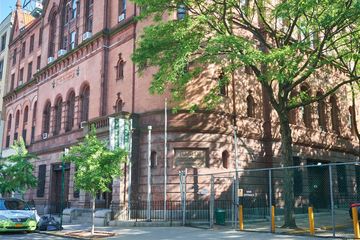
[36,165,46,197]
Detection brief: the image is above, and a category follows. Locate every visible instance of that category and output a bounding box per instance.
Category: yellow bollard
[308,207,315,235]
[239,205,244,231]
[271,205,275,233]
[352,207,360,239]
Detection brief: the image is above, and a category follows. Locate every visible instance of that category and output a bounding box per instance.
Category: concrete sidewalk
[40,225,327,240]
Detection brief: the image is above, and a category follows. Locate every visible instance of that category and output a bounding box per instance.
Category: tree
[62,128,127,235]
[132,0,360,228]
[0,138,37,197]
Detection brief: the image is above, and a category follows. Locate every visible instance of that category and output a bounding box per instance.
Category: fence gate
[179,170,238,229]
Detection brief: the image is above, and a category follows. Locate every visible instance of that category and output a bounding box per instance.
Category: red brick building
[2,0,359,215]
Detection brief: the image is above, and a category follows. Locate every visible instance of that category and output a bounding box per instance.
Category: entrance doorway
[307,160,330,209]
[50,163,70,214]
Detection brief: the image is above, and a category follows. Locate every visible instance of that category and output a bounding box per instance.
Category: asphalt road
[0,232,70,239]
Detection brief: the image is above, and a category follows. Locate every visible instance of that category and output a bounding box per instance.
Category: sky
[0,0,16,23]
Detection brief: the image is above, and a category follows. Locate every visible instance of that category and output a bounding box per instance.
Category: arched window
[330,95,340,134]
[31,101,37,143]
[150,151,157,169]
[288,91,297,125]
[48,12,57,57]
[23,106,29,125]
[116,54,125,80]
[316,91,327,131]
[33,101,37,125]
[246,95,255,118]
[54,97,63,135]
[7,114,12,133]
[349,106,356,135]
[43,101,51,134]
[6,114,12,147]
[222,151,229,169]
[300,85,312,128]
[15,110,20,129]
[66,91,75,132]
[80,85,90,122]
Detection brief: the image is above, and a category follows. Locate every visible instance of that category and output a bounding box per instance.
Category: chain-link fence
[178,162,360,238]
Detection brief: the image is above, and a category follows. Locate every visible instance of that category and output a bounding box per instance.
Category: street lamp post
[147,126,152,221]
[60,148,69,230]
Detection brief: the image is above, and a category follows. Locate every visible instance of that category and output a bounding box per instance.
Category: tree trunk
[91,196,95,235]
[279,114,297,228]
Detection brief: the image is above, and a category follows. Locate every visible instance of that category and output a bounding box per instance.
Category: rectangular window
[39,28,42,46]
[21,42,26,58]
[29,34,35,53]
[10,73,15,91]
[12,48,17,65]
[37,55,41,70]
[0,60,3,80]
[337,164,348,196]
[36,165,46,197]
[85,0,94,32]
[19,68,24,84]
[27,62,33,81]
[71,0,77,19]
[70,31,76,50]
[119,0,126,21]
[1,33,6,51]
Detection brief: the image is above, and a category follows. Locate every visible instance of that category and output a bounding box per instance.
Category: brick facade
[1,1,359,214]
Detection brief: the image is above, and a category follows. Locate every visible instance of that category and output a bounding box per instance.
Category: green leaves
[0,138,37,196]
[132,0,360,112]
[62,128,127,196]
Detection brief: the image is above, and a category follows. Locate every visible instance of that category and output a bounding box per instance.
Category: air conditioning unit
[58,49,67,57]
[42,133,48,139]
[47,57,55,64]
[118,13,125,22]
[18,81,23,86]
[80,121,87,129]
[82,32,92,41]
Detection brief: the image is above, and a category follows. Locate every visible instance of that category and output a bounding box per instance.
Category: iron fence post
[329,165,335,237]
[235,176,239,230]
[210,175,214,228]
[232,176,235,228]
[269,169,272,233]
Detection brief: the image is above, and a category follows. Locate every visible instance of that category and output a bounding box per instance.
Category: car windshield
[0,199,28,210]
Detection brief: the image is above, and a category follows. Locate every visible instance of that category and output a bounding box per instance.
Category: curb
[36,230,83,239]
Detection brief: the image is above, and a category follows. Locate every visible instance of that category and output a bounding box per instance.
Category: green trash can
[215,208,226,225]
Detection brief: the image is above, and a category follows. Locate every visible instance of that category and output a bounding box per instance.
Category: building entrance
[50,163,70,214]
